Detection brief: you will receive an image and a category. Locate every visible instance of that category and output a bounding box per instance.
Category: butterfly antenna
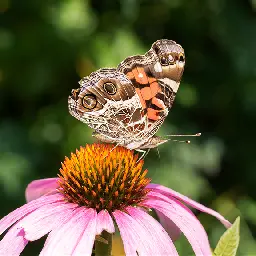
[166,132,201,137]
[165,133,201,144]
[167,139,191,144]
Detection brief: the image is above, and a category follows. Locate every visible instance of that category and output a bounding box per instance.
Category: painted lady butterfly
[68,39,186,150]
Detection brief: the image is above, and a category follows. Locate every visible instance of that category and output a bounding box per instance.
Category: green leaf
[214,217,240,256]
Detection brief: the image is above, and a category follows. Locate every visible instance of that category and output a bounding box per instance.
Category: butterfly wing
[69,39,185,150]
[68,68,147,145]
[117,39,185,133]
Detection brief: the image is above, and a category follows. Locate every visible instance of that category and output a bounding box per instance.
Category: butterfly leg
[136,148,151,162]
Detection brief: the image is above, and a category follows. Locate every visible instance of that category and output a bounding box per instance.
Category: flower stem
[95,231,112,256]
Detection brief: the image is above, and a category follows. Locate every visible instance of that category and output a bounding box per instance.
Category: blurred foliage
[0,0,256,255]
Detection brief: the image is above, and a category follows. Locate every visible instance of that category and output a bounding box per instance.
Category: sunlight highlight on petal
[25,178,59,202]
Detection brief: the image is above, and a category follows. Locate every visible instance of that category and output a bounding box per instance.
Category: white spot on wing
[154,98,165,109]
[138,73,144,78]
[154,62,162,73]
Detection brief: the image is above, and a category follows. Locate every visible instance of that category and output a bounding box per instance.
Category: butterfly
[68,39,186,151]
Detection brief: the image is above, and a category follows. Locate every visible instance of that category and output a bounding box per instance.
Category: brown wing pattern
[68,68,148,145]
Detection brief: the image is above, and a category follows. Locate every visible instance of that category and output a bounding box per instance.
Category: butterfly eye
[82,94,97,109]
[168,54,175,64]
[160,56,168,66]
[179,54,185,62]
[103,82,117,95]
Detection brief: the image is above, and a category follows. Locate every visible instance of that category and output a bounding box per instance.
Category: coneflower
[0,144,231,255]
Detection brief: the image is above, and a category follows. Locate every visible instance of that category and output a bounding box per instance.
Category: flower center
[58,144,151,212]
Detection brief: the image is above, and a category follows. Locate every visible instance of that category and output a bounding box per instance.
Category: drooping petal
[113,210,145,256]
[19,202,78,241]
[147,183,231,228]
[126,206,179,256]
[0,194,64,236]
[114,209,172,256]
[142,192,212,256]
[155,210,181,241]
[72,209,97,256]
[96,210,115,235]
[26,178,59,202]
[40,208,96,256]
[0,226,28,255]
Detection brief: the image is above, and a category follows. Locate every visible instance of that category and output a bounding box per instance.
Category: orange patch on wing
[126,71,134,80]
[140,87,153,100]
[132,67,148,85]
[135,88,146,109]
[150,81,160,97]
[152,97,165,109]
[148,76,157,84]
[147,108,160,121]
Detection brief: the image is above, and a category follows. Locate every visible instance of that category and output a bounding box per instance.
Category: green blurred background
[0,0,255,255]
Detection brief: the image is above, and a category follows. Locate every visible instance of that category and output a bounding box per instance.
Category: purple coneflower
[0,144,231,255]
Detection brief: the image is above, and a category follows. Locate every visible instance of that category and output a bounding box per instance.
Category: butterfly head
[150,39,185,82]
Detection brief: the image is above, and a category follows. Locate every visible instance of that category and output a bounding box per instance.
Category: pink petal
[0,226,28,255]
[0,193,64,236]
[72,209,97,256]
[147,183,231,228]
[113,210,145,256]
[26,178,59,202]
[19,202,78,241]
[155,210,181,241]
[40,208,96,256]
[96,210,115,235]
[142,192,212,256]
[114,209,176,256]
[126,206,178,256]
